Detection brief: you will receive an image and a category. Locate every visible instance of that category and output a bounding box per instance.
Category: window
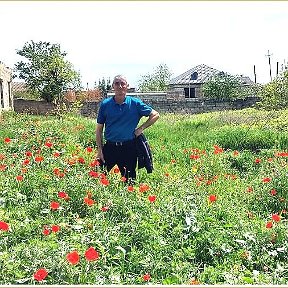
[8,81,12,108]
[190,72,198,80]
[184,87,196,98]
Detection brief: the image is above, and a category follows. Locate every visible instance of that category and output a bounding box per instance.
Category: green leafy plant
[14,40,82,103]
[0,109,287,284]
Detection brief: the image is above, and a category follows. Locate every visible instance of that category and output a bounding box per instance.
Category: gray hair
[113,75,128,84]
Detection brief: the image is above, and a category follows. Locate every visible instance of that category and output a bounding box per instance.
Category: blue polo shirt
[97,96,152,142]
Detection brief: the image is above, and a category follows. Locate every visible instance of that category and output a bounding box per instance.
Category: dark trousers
[102,140,137,180]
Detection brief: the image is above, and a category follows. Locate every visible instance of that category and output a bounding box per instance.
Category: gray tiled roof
[169,64,220,85]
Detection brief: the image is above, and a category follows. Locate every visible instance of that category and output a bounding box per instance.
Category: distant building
[169,64,254,98]
[0,62,13,111]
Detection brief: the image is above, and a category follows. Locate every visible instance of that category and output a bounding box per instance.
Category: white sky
[1,1,288,89]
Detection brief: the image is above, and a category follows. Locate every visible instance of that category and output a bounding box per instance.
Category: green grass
[0,108,287,284]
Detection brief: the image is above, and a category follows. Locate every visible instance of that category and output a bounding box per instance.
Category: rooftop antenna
[265,50,273,81]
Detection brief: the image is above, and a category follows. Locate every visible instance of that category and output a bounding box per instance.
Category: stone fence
[13,96,260,118]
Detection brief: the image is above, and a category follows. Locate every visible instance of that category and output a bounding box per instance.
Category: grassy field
[0,108,287,284]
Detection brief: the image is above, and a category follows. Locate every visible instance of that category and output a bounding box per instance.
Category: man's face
[113,78,128,96]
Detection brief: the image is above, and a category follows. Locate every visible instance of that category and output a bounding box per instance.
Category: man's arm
[96,123,105,163]
[135,109,160,137]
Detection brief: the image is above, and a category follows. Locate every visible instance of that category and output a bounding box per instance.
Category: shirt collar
[113,96,128,105]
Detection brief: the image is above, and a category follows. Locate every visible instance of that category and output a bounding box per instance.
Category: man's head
[112,75,129,97]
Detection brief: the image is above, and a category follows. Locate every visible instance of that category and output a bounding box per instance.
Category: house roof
[169,64,255,86]
[169,64,220,85]
[12,82,27,92]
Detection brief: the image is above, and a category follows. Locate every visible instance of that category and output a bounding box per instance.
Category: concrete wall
[14,98,56,115]
[14,95,260,118]
[0,62,13,111]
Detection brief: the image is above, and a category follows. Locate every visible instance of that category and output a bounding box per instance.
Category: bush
[203,73,253,100]
[257,70,288,110]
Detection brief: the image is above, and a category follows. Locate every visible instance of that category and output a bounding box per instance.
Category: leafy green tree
[257,69,288,110]
[14,40,82,103]
[138,63,172,92]
[203,73,250,100]
[94,77,111,98]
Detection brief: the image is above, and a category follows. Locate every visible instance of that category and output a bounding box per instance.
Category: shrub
[257,70,288,110]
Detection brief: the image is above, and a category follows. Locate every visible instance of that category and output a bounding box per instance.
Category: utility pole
[253,65,257,83]
[265,50,273,81]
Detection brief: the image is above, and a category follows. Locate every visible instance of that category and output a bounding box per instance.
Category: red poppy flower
[208,194,217,203]
[50,201,60,210]
[58,172,65,178]
[0,221,9,231]
[275,151,288,157]
[272,213,281,222]
[85,247,100,261]
[190,278,200,285]
[25,151,33,157]
[84,197,95,206]
[86,147,93,153]
[213,145,223,154]
[189,154,200,160]
[101,206,109,212]
[266,221,273,229]
[127,186,134,192]
[233,150,239,156]
[51,225,60,233]
[58,191,68,199]
[0,164,7,171]
[4,137,11,143]
[77,157,85,164]
[255,158,261,164]
[53,168,60,175]
[89,160,100,167]
[247,186,253,193]
[148,195,157,203]
[34,268,48,282]
[35,156,44,162]
[113,167,120,174]
[66,251,80,265]
[270,189,277,196]
[53,152,60,158]
[22,159,30,166]
[0,153,5,160]
[100,178,109,186]
[44,141,53,148]
[16,175,24,181]
[139,183,150,193]
[89,170,99,178]
[121,176,127,182]
[262,177,271,183]
[42,228,50,236]
[143,273,151,281]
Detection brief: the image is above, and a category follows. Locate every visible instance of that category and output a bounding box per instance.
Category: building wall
[0,62,13,111]
[14,95,260,118]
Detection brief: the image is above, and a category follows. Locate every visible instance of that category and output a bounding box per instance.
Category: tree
[202,72,250,100]
[137,63,172,92]
[257,69,288,110]
[14,40,82,103]
[94,77,111,98]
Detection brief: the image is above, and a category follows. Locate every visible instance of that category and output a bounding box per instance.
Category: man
[96,75,159,181]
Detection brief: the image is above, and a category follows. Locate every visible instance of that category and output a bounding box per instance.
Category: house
[169,64,254,98]
[0,62,13,111]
